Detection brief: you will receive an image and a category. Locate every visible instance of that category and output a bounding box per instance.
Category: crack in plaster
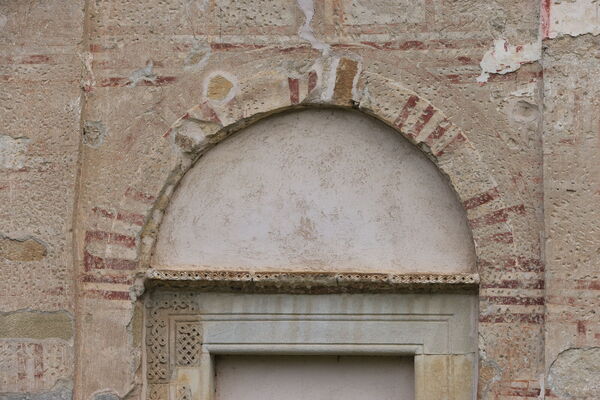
[296,0,330,55]
[476,39,541,83]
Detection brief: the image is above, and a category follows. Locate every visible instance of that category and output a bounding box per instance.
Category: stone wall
[0,0,598,399]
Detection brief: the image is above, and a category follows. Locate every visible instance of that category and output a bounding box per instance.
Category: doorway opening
[215,355,415,400]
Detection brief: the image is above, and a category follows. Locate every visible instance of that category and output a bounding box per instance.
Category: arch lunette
[137,59,517,271]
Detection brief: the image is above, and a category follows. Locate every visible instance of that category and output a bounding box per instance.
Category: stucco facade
[1,0,600,399]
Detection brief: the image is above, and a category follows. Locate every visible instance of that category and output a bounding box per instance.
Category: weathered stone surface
[83,121,107,148]
[548,348,600,399]
[0,135,30,170]
[0,311,72,341]
[91,392,119,400]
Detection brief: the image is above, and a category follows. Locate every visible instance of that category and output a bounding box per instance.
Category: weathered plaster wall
[543,34,600,399]
[0,0,83,397]
[1,0,600,399]
[154,109,476,273]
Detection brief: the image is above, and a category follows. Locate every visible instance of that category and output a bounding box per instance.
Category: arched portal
[145,108,478,400]
[75,58,539,400]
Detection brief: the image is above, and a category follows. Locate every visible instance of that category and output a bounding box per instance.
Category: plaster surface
[154,109,475,273]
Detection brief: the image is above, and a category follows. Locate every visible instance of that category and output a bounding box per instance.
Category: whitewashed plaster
[153,109,476,273]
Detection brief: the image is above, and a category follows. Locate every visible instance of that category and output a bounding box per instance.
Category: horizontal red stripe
[83,251,138,271]
[463,187,500,210]
[481,279,544,290]
[469,204,526,228]
[482,296,544,306]
[480,313,544,324]
[85,230,136,248]
[84,289,130,301]
[92,207,145,227]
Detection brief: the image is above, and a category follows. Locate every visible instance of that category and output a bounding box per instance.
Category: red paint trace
[83,251,138,271]
[288,77,300,105]
[541,0,552,39]
[463,187,501,210]
[393,95,419,131]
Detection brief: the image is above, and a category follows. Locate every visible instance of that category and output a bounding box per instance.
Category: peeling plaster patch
[185,0,209,12]
[548,347,600,398]
[296,0,330,55]
[0,13,7,29]
[184,42,211,71]
[83,121,107,148]
[478,358,502,398]
[476,39,540,83]
[204,72,237,104]
[0,134,30,170]
[127,61,156,87]
[549,0,600,38]
[0,235,47,262]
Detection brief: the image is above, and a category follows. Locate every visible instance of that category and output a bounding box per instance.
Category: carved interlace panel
[148,384,168,400]
[146,292,199,384]
[176,385,192,400]
[175,322,202,366]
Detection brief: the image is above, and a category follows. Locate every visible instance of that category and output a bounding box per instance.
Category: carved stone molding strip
[145,269,479,293]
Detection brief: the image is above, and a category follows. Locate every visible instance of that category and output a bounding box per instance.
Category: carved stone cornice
[145,268,479,293]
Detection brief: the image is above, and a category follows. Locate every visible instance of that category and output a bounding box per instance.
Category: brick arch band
[137,60,517,271]
[76,57,543,399]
